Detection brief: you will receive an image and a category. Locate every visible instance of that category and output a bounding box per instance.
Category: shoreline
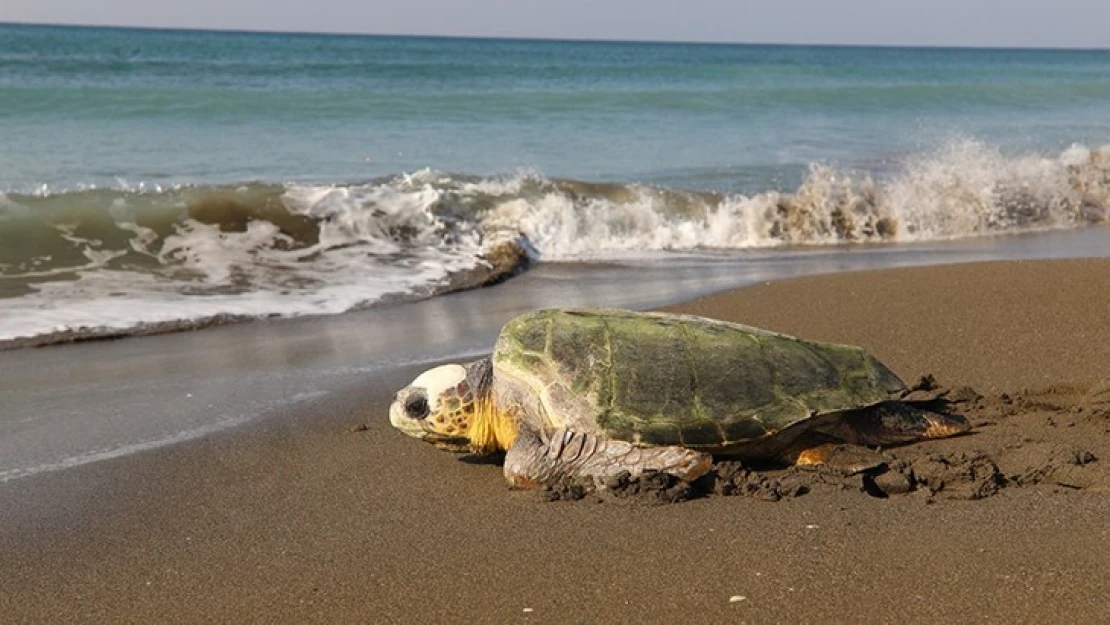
[2,258,1109,622]
[6,223,1110,353]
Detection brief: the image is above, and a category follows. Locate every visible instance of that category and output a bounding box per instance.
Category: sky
[3,0,1110,49]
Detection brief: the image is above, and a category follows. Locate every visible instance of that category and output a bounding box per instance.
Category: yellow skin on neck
[466,397,518,455]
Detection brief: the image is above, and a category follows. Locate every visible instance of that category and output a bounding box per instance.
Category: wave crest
[485,139,1108,260]
[2,138,1108,345]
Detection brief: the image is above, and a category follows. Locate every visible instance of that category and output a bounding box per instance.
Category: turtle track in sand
[537,377,1108,504]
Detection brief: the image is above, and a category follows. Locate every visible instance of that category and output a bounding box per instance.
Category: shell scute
[683,323,777,419]
[546,312,612,405]
[680,420,726,446]
[761,338,843,396]
[721,416,772,443]
[608,318,693,423]
[639,422,682,446]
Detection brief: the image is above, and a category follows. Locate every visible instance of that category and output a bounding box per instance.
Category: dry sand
[2,258,1109,623]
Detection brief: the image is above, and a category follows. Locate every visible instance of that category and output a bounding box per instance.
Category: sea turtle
[389,309,968,488]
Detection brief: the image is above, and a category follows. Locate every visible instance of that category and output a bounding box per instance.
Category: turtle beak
[389,395,429,441]
[389,402,470,452]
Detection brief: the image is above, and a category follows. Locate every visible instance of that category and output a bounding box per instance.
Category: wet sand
[2,259,1109,623]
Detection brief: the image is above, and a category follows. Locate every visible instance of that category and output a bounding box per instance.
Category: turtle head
[390,358,516,455]
[390,362,484,453]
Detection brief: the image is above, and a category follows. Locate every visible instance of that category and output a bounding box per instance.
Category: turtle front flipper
[503,427,712,489]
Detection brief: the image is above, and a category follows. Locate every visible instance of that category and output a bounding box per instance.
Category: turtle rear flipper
[786,402,970,471]
[821,401,971,446]
[503,427,712,489]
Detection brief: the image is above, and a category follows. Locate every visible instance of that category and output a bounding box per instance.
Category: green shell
[491,309,905,450]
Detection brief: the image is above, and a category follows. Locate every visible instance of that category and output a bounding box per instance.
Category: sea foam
[1,139,1108,346]
[488,139,1109,259]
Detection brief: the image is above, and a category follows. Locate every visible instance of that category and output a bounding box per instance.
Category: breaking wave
[2,138,1108,347]
[489,139,1109,258]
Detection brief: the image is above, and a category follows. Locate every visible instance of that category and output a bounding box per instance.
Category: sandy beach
[6,22,1110,625]
[3,258,1109,623]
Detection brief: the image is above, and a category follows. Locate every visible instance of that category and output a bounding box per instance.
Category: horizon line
[2,20,1109,53]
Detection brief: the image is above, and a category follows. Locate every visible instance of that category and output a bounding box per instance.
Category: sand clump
[538,377,1105,504]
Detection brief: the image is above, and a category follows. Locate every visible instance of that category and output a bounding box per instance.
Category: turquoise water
[5,23,1110,191]
[2,23,1109,345]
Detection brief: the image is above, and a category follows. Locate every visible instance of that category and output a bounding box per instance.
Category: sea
[3,23,1110,347]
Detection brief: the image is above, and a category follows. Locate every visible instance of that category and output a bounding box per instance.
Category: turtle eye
[404,393,429,419]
